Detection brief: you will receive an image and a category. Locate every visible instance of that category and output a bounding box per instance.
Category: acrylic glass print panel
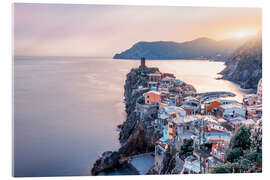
[13,3,262,177]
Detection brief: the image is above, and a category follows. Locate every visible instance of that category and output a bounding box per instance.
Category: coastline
[91,58,261,175]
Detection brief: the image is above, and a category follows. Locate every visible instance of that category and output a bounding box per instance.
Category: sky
[13,3,262,57]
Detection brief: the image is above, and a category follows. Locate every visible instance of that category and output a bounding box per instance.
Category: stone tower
[140,57,146,68]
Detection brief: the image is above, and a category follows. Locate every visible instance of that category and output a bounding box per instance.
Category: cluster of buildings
[135,59,262,174]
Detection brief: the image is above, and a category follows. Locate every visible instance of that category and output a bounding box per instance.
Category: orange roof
[206,101,222,112]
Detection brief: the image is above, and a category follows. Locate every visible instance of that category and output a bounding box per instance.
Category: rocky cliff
[91,151,120,175]
[91,65,162,175]
[119,65,162,155]
[221,32,262,89]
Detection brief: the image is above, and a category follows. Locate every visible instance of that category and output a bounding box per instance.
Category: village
[132,58,262,174]
[91,58,262,175]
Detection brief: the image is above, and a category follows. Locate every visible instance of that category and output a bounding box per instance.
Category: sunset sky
[13,3,262,57]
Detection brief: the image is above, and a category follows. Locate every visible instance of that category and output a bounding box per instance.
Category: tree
[225,126,251,163]
[230,126,251,150]
[179,139,194,160]
[226,147,243,163]
[214,122,262,173]
[237,158,253,173]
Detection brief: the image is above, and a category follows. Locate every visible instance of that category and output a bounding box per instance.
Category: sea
[13,56,251,177]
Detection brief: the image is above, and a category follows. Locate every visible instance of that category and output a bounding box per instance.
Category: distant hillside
[113,37,247,60]
[220,32,262,89]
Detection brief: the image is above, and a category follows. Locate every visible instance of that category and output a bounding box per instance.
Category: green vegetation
[230,126,251,149]
[137,96,145,104]
[179,139,194,160]
[212,125,262,173]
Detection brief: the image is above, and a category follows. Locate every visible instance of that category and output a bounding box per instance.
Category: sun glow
[228,31,255,39]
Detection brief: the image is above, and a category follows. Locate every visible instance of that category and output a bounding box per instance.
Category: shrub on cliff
[137,96,145,104]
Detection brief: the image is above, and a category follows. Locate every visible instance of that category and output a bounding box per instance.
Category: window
[147,96,150,98]
[169,132,173,136]
[147,100,150,104]
[256,111,262,114]
[186,126,190,130]
[169,124,173,128]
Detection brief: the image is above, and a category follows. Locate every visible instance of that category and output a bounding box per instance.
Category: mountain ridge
[113,37,248,61]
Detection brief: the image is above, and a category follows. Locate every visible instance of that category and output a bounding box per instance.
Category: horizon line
[13,33,259,58]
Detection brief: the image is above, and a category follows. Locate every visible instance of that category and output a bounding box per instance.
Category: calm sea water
[13,57,249,177]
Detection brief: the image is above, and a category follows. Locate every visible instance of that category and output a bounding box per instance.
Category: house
[194,132,232,164]
[168,121,176,140]
[218,99,239,105]
[181,97,200,115]
[243,94,258,106]
[154,141,169,173]
[193,128,231,161]
[148,72,161,82]
[206,132,232,144]
[161,73,176,79]
[163,106,187,118]
[144,91,161,105]
[207,123,227,132]
[257,78,262,103]
[167,116,196,145]
[226,116,247,131]
[175,94,184,106]
[135,102,159,120]
[160,90,169,103]
[204,98,239,116]
[147,81,158,89]
[247,104,262,120]
[174,79,183,87]
[216,103,246,119]
[194,115,220,128]
[181,155,201,174]
[155,105,186,132]
[172,87,183,94]
[160,77,175,87]
[205,100,222,114]
[182,84,197,95]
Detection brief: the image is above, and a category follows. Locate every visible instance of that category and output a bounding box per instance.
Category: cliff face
[91,65,162,175]
[123,66,158,115]
[113,37,247,60]
[221,33,262,89]
[119,66,161,154]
